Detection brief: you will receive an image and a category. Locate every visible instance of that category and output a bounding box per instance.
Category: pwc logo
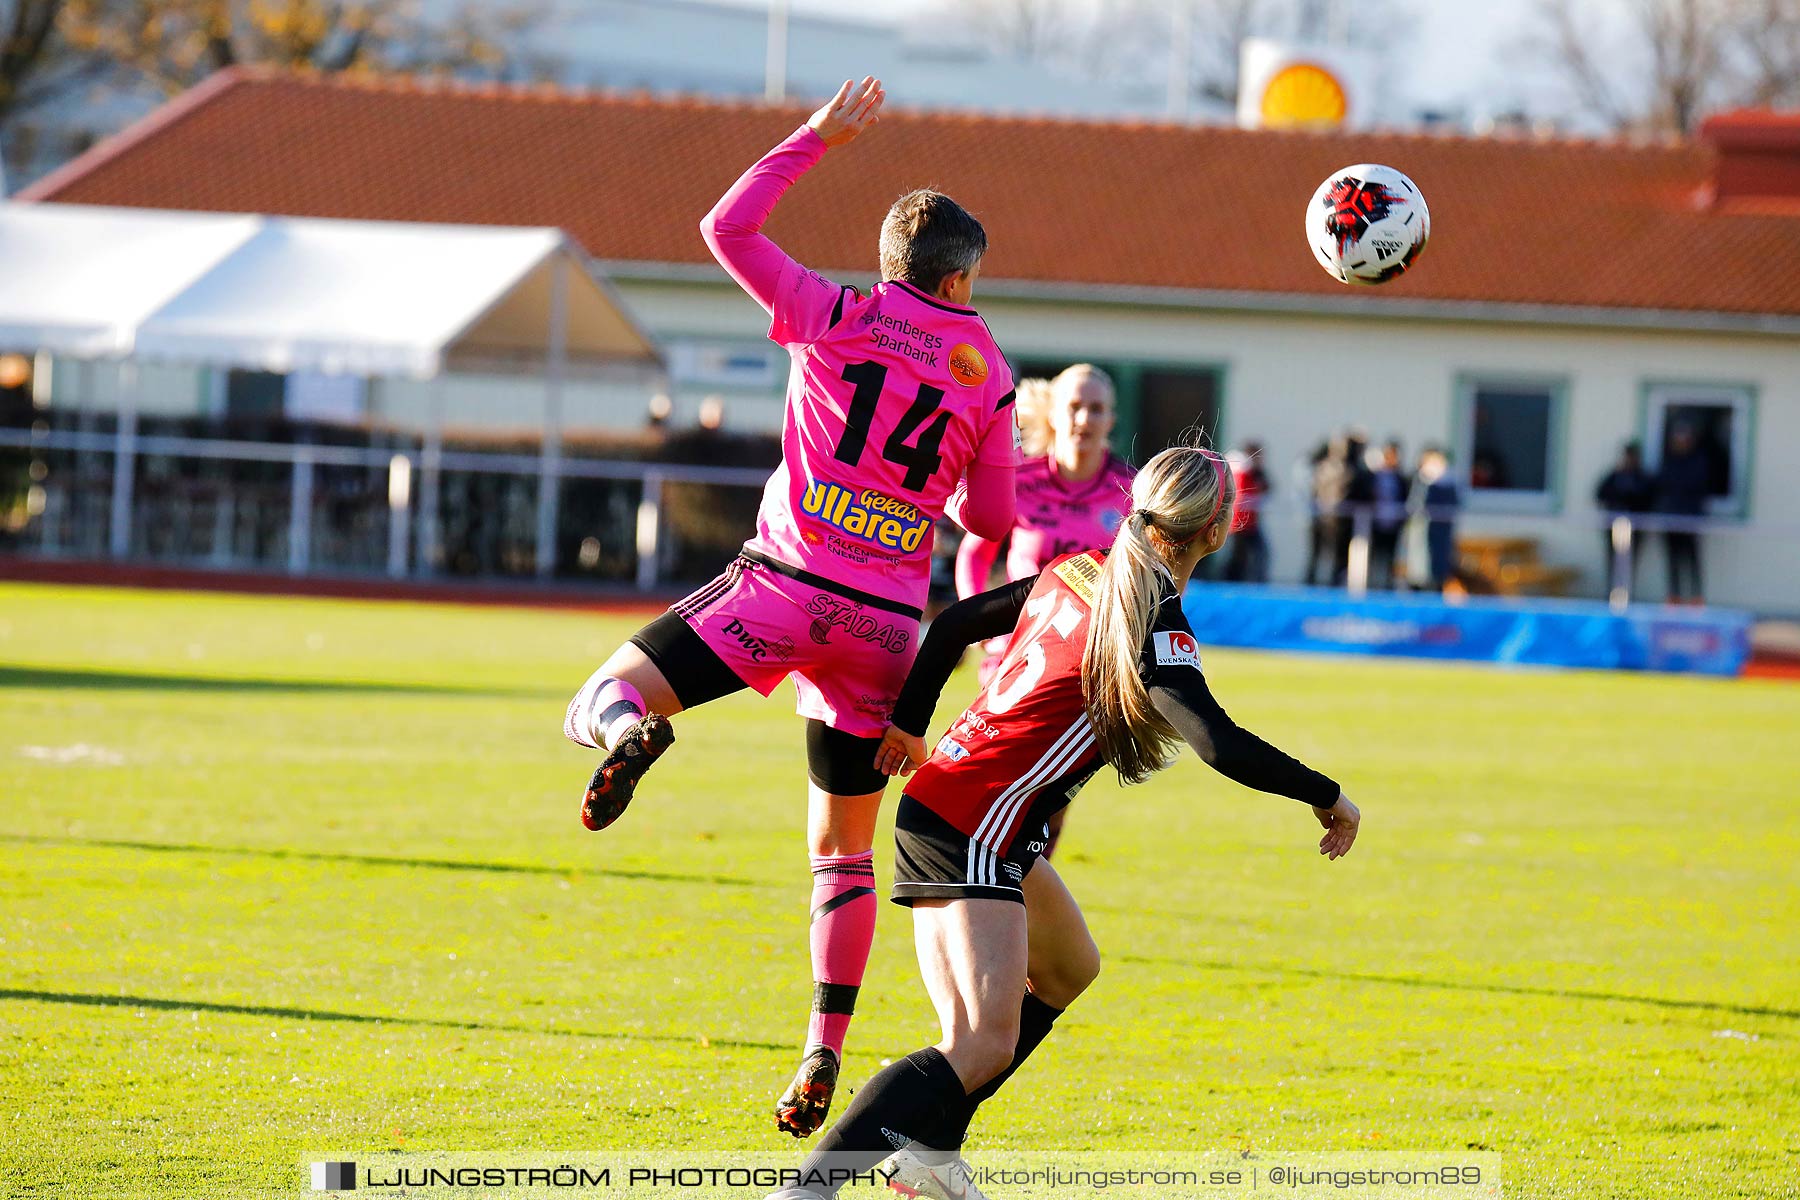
[948,343,988,388]
[1153,630,1203,670]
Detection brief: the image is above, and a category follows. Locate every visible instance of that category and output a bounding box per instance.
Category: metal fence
[1,423,1788,613]
[0,425,770,590]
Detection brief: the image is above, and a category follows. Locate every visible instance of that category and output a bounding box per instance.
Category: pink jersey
[956,452,1136,596]
[701,126,1018,612]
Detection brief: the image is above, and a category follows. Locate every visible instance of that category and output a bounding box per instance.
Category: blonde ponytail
[1013,378,1054,457]
[1081,445,1237,784]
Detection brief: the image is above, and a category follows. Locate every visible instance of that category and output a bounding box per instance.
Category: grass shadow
[0,833,775,890]
[1117,953,1800,1022]
[0,664,558,699]
[0,987,792,1053]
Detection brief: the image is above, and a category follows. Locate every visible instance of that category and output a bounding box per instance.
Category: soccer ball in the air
[1306,164,1429,285]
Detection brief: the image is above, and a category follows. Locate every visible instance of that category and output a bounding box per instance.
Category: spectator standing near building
[1334,430,1375,586]
[1369,439,1406,589]
[1223,441,1271,583]
[1655,425,1710,603]
[1403,446,1459,591]
[1595,441,1655,590]
[1305,436,1346,586]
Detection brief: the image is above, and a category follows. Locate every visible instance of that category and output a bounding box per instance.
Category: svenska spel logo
[311,1161,356,1191]
[1152,630,1203,670]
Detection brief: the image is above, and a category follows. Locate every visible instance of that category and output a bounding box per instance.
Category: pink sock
[593,678,646,750]
[805,850,877,1058]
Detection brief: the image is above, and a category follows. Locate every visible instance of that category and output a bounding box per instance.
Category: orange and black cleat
[774,1046,840,1138]
[580,714,675,832]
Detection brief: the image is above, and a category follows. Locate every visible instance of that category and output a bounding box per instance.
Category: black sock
[925,992,1064,1153]
[796,1046,968,1197]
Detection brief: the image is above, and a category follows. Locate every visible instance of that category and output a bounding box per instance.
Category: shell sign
[1237,38,1371,130]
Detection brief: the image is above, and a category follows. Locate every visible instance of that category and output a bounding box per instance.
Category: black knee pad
[806,720,889,796]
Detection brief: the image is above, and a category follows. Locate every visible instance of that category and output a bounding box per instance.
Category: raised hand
[808,76,884,148]
[1313,792,1361,860]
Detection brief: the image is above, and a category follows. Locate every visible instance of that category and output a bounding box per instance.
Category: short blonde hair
[1049,363,1115,407]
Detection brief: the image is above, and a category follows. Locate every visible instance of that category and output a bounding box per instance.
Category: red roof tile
[22,68,1800,319]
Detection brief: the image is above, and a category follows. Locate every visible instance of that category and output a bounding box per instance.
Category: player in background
[953,363,1135,857]
[764,444,1360,1200]
[561,77,1019,1137]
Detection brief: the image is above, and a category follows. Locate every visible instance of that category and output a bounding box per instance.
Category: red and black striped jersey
[895,550,1337,861]
[904,552,1118,852]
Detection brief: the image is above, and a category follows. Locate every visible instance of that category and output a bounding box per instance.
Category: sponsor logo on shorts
[805,595,912,654]
[936,736,969,762]
[802,481,931,554]
[1025,836,1048,855]
[719,618,793,664]
[854,692,895,719]
[948,343,988,388]
[1003,861,1024,883]
[1153,630,1203,670]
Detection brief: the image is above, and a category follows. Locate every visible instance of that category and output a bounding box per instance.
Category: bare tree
[0,0,68,121]
[940,0,1410,116]
[955,0,1082,62]
[1531,0,1800,134]
[57,0,539,97]
[1733,0,1800,106]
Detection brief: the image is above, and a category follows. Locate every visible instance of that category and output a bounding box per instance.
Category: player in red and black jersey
[765,444,1361,1200]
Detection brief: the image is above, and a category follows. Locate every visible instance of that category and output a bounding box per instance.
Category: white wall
[980,298,1800,614]
[613,277,1800,614]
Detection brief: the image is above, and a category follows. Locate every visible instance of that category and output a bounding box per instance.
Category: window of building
[1137,368,1222,459]
[1455,376,1565,512]
[1643,382,1753,519]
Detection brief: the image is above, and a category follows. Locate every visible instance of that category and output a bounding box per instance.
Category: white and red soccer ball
[1306,164,1430,285]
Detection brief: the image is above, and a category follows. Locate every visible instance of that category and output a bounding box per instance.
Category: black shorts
[890,794,1049,907]
[629,608,889,796]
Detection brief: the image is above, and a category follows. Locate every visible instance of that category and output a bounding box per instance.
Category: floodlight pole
[288,441,314,575]
[108,359,138,560]
[765,0,789,103]
[419,376,445,574]
[1167,0,1193,121]
[535,255,569,579]
[636,469,664,591]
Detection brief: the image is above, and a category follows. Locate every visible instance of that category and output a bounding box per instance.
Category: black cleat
[579,714,674,831]
[775,1046,840,1138]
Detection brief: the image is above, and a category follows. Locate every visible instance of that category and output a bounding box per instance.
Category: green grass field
[2,582,1797,1199]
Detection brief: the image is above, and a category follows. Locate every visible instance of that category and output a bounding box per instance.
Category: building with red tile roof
[18,69,1800,612]
[20,69,1800,324]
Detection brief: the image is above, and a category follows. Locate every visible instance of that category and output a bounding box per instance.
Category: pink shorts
[673,553,921,738]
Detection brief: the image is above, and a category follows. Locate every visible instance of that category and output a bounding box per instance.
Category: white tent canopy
[0,202,662,575]
[0,204,259,358]
[0,202,660,375]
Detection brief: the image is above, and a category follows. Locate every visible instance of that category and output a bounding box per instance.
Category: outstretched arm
[875,575,1037,775]
[1149,669,1360,858]
[699,77,884,338]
